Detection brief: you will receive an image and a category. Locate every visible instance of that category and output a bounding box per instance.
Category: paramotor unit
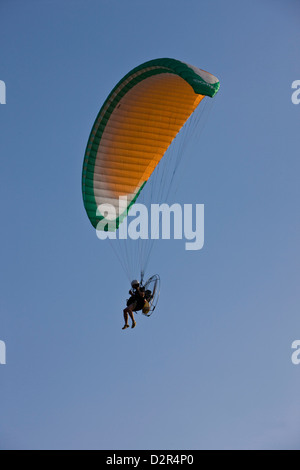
[140,274,160,317]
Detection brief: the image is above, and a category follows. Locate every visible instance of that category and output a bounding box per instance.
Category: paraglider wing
[82,58,220,231]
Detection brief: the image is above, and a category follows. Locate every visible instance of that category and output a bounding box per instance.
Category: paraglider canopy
[82,58,220,232]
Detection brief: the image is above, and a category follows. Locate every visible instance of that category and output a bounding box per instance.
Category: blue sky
[1,0,300,450]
